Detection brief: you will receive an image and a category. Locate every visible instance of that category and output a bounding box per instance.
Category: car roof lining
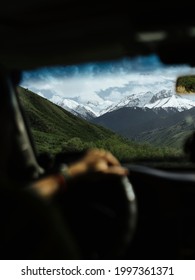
[1,1,195,70]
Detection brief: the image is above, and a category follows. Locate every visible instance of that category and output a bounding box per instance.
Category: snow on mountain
[149,89,172,103]
[50,94,115,119]
[101,91,154,114]
[146,93,195,111]
[101,89,195,114]
[50,95,97,120]
[51,95,78,109]
[49,88,195,119]
[84,99,114,115]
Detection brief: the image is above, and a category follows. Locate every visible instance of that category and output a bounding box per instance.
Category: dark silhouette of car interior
[1,1,195,260]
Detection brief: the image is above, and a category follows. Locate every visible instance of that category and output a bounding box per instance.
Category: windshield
[19,54,195,166]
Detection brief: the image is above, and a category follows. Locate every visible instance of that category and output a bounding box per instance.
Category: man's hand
[68,148,129,177]
[31,149,128,198]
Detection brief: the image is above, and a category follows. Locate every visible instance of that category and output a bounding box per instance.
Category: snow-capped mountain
[146,91,195,112]
[100,91,154,114]
[100,89,195,115]
[50,95,97,120]
[49,89,195,120]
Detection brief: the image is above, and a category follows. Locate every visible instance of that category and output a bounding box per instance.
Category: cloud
[20,54,195,104]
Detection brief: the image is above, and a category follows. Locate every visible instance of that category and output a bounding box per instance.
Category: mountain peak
[49,88,195,119]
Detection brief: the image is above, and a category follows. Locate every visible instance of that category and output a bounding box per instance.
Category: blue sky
[20,54,195,103]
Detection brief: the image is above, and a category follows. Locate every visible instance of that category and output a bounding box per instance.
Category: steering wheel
[55,171,137,259]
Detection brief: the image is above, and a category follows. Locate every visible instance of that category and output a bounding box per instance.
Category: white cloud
[20,56,195,105]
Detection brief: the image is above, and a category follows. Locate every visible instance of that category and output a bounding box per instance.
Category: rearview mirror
[176,75,195,94]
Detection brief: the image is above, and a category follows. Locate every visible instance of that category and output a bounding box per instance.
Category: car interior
[1,0,195,260]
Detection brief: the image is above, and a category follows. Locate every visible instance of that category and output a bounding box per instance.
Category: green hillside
[17,86,182,161]
[136,120,194,151]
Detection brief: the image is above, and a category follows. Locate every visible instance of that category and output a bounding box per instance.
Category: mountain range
[49,88,195,120]
[48,88,195,149]
[17,85,182,162]
[103,89,195,113]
